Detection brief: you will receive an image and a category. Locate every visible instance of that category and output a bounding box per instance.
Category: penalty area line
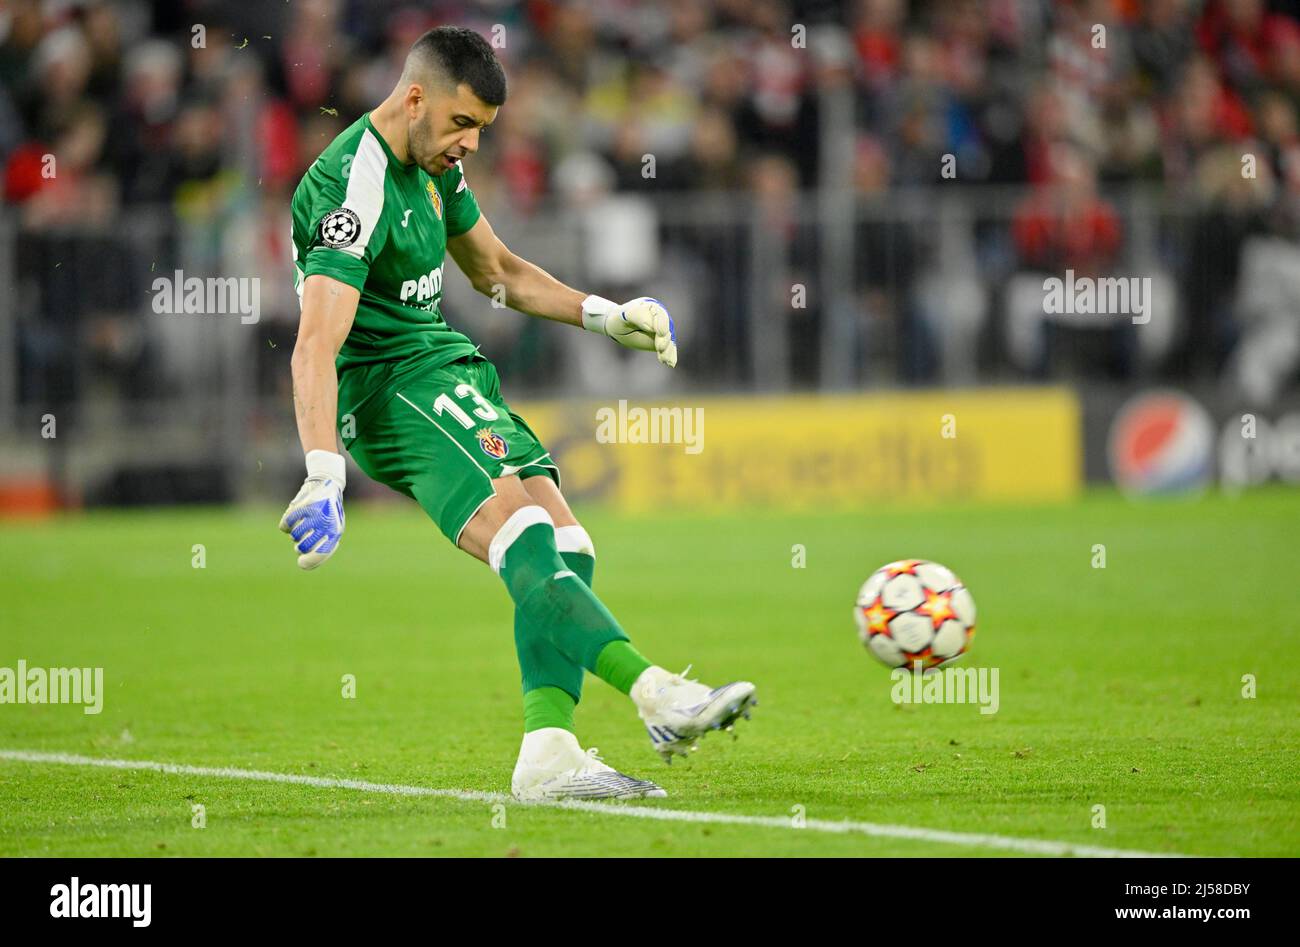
[0,749,1189,858]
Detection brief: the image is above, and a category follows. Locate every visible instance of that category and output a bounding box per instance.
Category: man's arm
[291,274,360,452]
[279,273,359,570]
[447,216,677,366]
[447,214,584,325]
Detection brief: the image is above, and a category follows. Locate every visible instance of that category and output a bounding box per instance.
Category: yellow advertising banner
[513,387,1081,512]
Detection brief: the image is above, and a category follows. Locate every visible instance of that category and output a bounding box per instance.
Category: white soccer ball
[854,559,976,670]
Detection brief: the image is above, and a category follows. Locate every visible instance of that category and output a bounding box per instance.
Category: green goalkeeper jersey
[291,112,482,425]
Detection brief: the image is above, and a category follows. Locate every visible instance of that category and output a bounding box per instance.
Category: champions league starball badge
[319,207,361,248]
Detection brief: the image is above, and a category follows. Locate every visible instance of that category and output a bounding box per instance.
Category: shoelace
[644,665,699,702]
[637,665,705,706]
[575,746,608,776]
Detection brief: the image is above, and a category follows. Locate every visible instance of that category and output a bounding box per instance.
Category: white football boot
[633,666,758,763]
[510,727,667,801]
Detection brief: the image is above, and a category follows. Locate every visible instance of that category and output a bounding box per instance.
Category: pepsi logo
[1107,391,1214,496]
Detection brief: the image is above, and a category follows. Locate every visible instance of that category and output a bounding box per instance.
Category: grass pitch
[1,489,1297,857]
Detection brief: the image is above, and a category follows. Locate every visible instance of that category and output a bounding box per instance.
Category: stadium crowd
[2,0,1300,400]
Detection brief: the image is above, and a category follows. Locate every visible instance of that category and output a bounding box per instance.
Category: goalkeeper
[281,26,755,800]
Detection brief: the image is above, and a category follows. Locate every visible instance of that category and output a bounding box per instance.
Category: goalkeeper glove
[279,449,346,570]
[581,295,677,368]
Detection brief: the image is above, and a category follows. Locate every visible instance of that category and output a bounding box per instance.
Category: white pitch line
[0,749,1189,858]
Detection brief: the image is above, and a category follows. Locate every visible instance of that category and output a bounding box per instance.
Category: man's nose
[460,128,480,154]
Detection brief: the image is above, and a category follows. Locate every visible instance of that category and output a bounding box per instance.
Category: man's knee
[521,477,591,558]
[462,475,593,568]
[521,474,578,528]
[479,476,534,530]
[458,476,539,563]
[487,503,555,575]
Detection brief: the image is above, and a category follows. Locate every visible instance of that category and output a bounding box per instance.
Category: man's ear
[404,83,425,117]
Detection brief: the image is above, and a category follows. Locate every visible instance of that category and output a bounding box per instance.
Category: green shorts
[343,356,559,544]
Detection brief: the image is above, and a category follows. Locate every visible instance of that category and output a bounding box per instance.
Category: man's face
[407,81,497,176]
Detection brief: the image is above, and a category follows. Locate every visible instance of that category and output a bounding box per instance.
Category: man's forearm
[290,274,359,458]
[278,274,355,571]
[486,253,677,366]
[291,338,341,455]
[491,253,586,327]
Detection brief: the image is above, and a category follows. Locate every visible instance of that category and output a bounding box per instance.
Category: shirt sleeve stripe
[339,129,388,259]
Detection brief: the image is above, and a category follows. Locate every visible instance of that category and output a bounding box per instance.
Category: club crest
[427,181,443,220]
[476,427,508,459]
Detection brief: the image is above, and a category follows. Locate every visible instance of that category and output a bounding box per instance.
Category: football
[855,559,977,670]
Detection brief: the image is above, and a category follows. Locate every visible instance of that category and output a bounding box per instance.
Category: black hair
[407,26,507,106]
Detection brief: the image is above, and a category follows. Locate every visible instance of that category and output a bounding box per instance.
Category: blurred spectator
[9,101,115,228]
[0,0,1293,216]
[1006,142,1128,377]
[1196,0,1300,93]
[0,0,1299,402]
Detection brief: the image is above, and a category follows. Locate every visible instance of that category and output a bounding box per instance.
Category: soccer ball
[855,559,976,670]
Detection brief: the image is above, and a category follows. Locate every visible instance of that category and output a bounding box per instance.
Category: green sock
[501,522,627,674]
[515,630,584,702]
[561,550,594,588]
[514,548,595,702]
[595,640,652,695]
[522,685,576,733]
[513,549,595,703]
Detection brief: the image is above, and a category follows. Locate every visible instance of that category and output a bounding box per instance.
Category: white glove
[581,295,677,368]
[278,449,346,570]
